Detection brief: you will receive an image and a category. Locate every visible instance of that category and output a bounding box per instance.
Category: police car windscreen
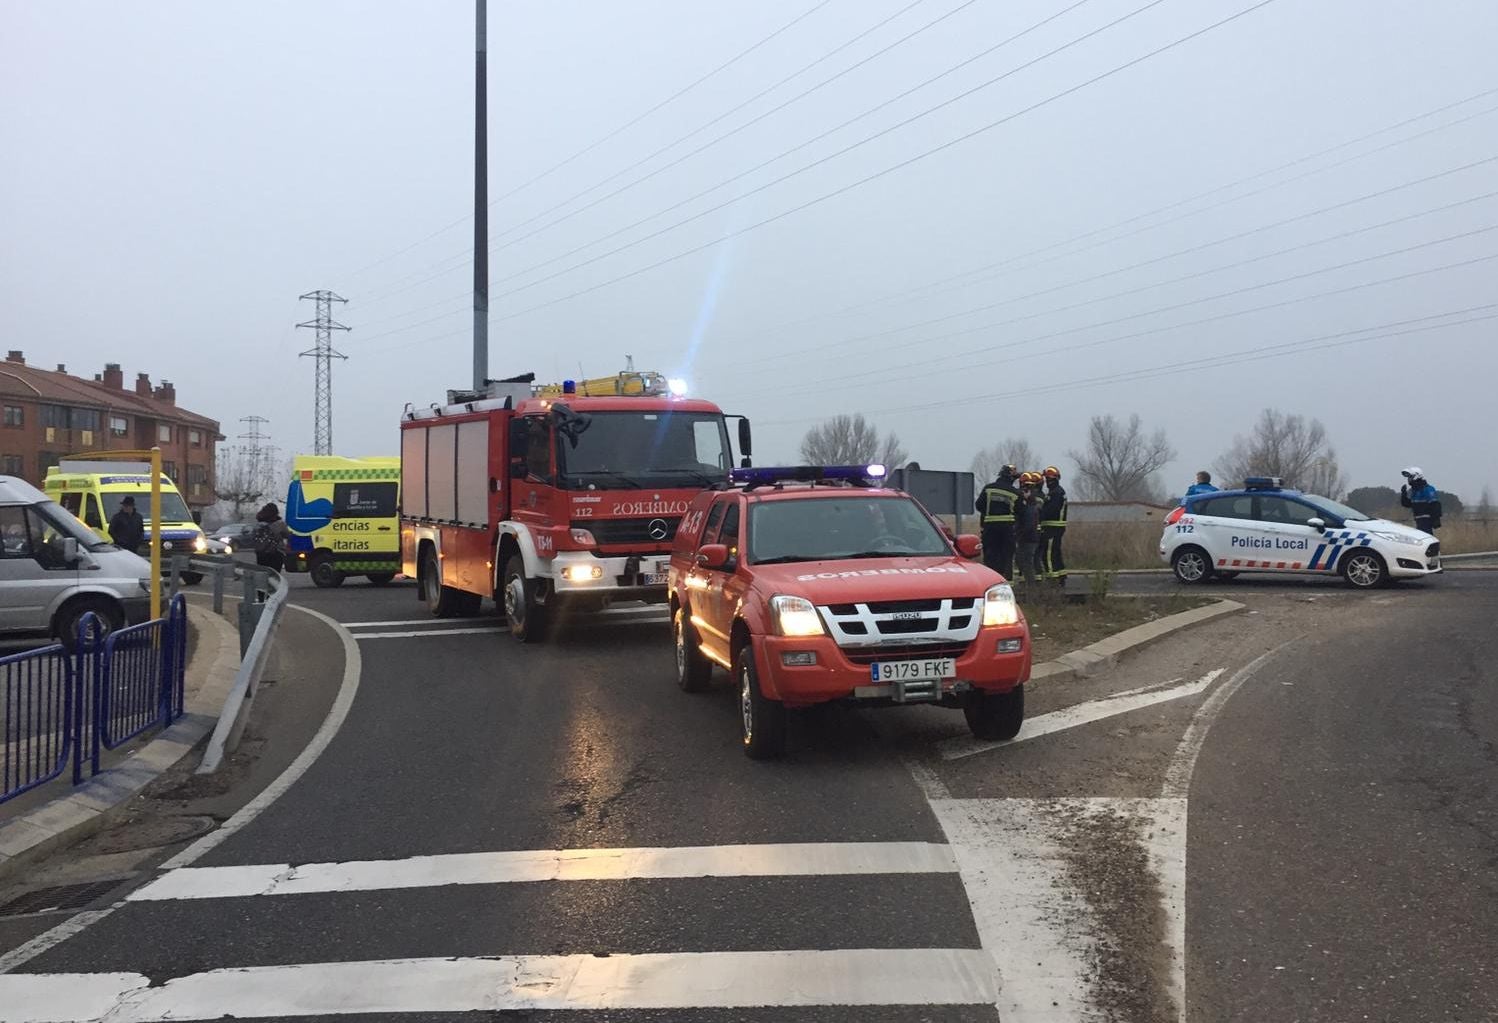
[558,412,729,485]
[748,497,948,564]
[103,491,192,523]
[1304,495,1372,522]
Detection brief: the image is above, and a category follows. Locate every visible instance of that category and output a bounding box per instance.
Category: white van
[1,475,153,644]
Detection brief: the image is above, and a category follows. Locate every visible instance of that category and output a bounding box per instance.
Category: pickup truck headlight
[193,536,208,554]
[982,584,1019,626]
[138,577,153,594]
[770,595,825,637]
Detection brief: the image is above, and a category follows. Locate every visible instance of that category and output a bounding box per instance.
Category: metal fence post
[213,563,226,615]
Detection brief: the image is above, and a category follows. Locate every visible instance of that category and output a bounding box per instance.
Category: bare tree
[1478,485,1494,525]
[1215,409,1346,497]
[211,444,282,522]
[971,438,1037,481]
[1067,414,1175,502]
[800,414,908,468]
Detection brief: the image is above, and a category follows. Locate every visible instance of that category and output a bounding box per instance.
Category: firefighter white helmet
[1402,466,1426,481]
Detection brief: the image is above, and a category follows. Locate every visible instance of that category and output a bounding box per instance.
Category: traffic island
[1027,598,1244,682]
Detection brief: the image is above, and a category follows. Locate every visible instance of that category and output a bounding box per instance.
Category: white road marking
[0,606,363,975]
[342,618,455,628]
[0,949,999,1020]
[354,627,499,639]
[937,670,1224,760]
[128,841,958,902]
[931,798,1098,1021]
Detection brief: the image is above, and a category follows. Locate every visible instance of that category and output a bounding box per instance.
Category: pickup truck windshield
[748,496,949,563]
[557,411,731,489]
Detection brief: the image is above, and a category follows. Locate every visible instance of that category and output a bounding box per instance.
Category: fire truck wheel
[310,555,346,589]
[964,684,1025,742]
[503,554,549,642]
[736,643,786,760]
[674,607,713,692]
[422,548,460,617]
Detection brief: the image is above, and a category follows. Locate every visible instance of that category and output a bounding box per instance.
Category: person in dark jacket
[107,495,145,553]
[253,502,291,571]
[1039,466,1068,584]
[976,465,1021,579]
[1399,467,1442,533]
[1013,473,1044,586]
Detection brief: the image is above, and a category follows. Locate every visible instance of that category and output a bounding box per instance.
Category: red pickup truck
[668,465,1031,759]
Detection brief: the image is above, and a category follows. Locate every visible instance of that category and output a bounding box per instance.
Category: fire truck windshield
[557,411,731,489]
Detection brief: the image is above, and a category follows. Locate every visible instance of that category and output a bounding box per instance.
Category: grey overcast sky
[4,0,1496,499]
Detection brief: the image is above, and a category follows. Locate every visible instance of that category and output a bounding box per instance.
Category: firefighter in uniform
[1039,465,1068,584]
[977,464,1021,579]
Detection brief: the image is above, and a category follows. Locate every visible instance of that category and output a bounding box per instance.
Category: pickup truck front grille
[842,642,971,666]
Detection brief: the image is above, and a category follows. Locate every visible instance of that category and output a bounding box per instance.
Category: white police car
[1161,477,1440,589]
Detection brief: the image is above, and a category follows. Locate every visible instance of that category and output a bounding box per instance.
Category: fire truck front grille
[578,517,681,545]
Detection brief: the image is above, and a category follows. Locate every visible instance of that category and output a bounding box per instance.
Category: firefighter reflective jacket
[978,478,1019,525]
[1040,484,1068,530]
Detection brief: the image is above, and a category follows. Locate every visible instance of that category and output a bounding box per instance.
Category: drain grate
[0,878,129,917]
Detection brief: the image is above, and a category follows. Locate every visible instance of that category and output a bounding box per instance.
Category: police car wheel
[737,644,785,760]
[1171,546,1213,584]
[674,607,713,692]
[964,684,1025,741]
[1341,549,1387,589]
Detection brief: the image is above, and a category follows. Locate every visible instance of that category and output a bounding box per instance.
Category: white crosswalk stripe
[0,839,997,1020]
[345,607,669,639]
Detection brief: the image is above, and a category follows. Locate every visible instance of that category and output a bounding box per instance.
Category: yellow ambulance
[43,460,209,584]
[284,455,401,587]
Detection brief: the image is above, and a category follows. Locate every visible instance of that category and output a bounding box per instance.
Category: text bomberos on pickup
[399,370,751,641]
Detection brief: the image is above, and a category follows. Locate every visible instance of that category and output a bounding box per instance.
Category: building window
[110,416,128,436]
[71,408,100,431]
[162,460,178,479]
[41,404,69,428]
[38,452,61,474]
[2,405,21,428]
[158,424,173,443]
[1,454,21,475]
[189,429,202,446]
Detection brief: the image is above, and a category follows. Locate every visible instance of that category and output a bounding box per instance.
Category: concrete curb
[0,603,240,886]
[1030,598,1245,683]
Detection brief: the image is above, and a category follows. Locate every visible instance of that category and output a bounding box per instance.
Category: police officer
[1400,467,1442,533]
[1039,466,1068,584]
[1184,471,1218,500]
[977,464,1020,579]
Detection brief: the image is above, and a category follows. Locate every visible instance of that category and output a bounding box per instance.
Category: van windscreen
[103,491,192,523]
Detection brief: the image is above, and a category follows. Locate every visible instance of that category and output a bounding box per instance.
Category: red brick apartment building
[0,351,223,512]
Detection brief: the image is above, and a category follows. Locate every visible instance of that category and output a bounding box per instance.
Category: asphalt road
[1,570,1494,1021]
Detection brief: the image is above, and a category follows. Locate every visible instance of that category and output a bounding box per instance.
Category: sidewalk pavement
[0,602,240,884]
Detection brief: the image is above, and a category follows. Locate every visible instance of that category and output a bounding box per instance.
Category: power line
[756,305,1498,426]
[355,85,1498,351]
[722,244,1498,404]
[486,0,1175,296]
[734,171,1498,374]
[480,0,1284,324]
[339,0,835,284]
[350,0,982,310]
[716,84,1498,350]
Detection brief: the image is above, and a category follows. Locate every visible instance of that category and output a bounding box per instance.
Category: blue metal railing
[1,595,187,806]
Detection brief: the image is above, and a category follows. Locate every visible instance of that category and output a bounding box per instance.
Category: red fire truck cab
[400,371,749,642]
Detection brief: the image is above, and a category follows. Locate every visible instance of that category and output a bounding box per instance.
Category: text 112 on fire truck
[400,370,751,642]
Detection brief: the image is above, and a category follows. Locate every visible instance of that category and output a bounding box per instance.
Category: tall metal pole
[472,0,489,391]
[297,291,349,455]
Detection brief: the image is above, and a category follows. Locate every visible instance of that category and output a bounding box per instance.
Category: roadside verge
[1031,599,1244,683]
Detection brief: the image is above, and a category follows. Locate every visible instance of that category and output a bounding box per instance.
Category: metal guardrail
[193,558,289,775]
[1,597,188,805]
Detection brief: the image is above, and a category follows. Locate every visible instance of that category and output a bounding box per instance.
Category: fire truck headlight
[770,595,825,637]
[562,564,604,582]
[982,584,1019,627]
[570,529,597,547]
[667,377,688,396]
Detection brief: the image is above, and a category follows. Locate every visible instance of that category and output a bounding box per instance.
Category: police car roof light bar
[1243,476,1283,490]
[729,464,886,489]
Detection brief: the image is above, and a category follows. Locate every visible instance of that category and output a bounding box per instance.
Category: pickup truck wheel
[674,607,713,692]
[736,644,785,760]
[964,684,1025,741]
[503,554,548,642]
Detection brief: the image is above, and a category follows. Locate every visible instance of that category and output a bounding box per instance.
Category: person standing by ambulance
[976,465,1020,579]
[1039,466,1068,584]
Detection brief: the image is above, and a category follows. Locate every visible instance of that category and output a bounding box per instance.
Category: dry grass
[1021,592,1209,664]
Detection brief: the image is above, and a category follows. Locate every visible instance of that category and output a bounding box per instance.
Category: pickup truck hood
[749,555,997,603]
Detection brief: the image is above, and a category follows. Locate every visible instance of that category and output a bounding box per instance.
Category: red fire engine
[400,370,750,642]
